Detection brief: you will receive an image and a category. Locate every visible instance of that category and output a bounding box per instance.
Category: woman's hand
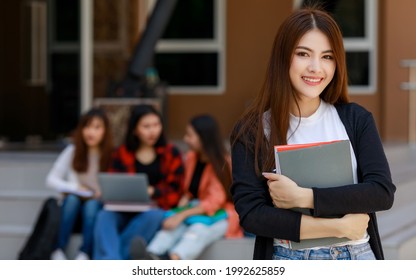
[178,195,190,207]
[263,172,313,209]
[339,213,370,240]
[147,185,155,197]
[163,214,185,230]
[163,204,205,230]
[93,190,101,199]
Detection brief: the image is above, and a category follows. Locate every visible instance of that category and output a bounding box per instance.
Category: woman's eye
[323,55,333,60]
[296,52,309,57]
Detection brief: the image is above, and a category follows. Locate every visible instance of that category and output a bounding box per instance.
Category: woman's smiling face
[289,29,336,103]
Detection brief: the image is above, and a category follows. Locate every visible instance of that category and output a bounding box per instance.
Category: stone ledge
[378,203,416,260]
[65,234,255,260]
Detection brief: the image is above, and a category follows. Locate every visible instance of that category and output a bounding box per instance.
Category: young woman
[93,104,184,260]
[47,108,114,260]
[230,7,396,260]
[136,114,243,260]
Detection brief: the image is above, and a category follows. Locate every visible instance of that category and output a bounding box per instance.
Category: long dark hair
[72,107,114,172]
[190,114,232,201]
[125,104,166,152]
[231,7,349,176]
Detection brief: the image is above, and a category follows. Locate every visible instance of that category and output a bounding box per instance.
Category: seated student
[93,104,184,260]
[134,114,243,260]
[47,108,114,260]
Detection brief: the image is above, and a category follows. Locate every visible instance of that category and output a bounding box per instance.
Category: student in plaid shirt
[93,104,184,260]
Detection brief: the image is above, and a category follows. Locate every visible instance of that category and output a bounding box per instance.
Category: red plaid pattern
[108,144,184,210]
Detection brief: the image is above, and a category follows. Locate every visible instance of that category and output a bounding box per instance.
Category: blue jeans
[272,242,376,260]
[147,219,228,260]
[93,209,165,260]
[56,194,102,257]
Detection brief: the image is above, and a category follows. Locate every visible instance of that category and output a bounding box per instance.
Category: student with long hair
[136,114,243,260]
[47,108,114,260]
[93,104,184,260]
[230,7,395,260]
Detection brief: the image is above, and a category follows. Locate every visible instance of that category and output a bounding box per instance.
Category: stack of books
[274,140,354,249]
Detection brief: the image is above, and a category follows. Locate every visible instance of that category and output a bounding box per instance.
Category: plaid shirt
[108,144,184,210]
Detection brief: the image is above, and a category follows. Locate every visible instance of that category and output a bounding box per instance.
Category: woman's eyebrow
[295,46,333,53]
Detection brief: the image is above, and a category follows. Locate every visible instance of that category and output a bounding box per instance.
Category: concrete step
[0,152,59,260]
[383,224,416,260]
[0,165,54,190]
[0,189,58,226]
[378,201,416,260]
[0,151,59,162]
[0,225,31,260]
[0,224,74,260]
[384,144,416,185]
[198,238,255,260]
[0,228,256,260]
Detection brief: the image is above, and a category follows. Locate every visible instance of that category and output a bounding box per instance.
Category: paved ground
[380,143,416,210]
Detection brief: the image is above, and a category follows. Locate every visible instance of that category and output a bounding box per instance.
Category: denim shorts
[272,242,376,260]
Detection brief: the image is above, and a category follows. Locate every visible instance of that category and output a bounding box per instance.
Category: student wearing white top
[230,7,395,260]
[46,108,114,260]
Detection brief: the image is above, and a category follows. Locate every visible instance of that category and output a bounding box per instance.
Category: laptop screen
[98,173,150,203]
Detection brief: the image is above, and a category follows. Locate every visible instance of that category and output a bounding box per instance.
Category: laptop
[98,173,155,212]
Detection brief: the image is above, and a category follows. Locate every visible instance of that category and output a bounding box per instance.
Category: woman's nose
[307,58,321,73]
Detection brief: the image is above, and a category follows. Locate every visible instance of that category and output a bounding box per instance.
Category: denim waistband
[272,242,376,260]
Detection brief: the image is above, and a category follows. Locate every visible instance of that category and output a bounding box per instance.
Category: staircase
[0,151,59,259]
[1,144,415,260]
[377,144,416,260]
[0,149,254,260]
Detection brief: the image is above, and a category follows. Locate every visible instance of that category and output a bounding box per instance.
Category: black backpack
[18,197,61,260]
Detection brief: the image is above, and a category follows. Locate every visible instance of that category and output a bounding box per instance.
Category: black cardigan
[230,102,396,260]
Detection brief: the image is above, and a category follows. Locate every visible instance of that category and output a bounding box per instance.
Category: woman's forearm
[178,205,205,219]
[300,215,343,240]
[300,213,369,240]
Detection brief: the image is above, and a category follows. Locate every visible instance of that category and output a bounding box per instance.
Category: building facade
[0,0,415,145]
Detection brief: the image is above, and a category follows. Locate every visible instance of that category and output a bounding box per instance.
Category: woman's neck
[290,98,321,117]
[136,145,156,164]
[88,146,100,154]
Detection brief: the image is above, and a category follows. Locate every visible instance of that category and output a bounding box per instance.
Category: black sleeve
[313,106,396,217]
[231,137,302,242]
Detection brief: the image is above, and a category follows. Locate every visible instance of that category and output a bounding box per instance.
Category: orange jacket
[183,151,243,238]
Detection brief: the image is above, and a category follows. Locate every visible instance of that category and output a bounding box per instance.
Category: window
[153,0,226,94]
[298,0,378,94]
[48,0,81,133]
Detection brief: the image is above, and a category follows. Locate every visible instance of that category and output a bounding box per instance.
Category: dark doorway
[0,0,81,148]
